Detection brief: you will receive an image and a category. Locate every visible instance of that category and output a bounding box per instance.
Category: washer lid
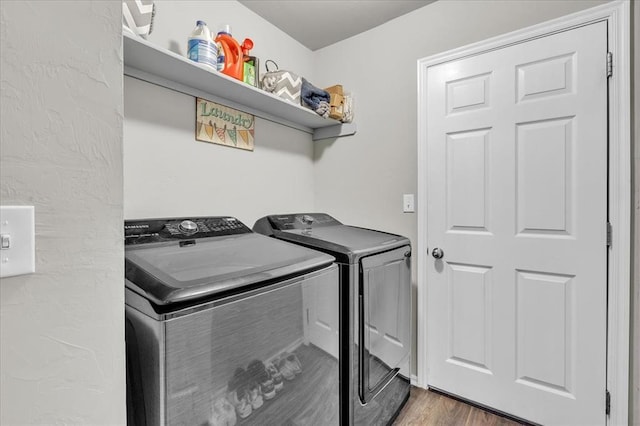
[275,225,410,263]
[125,232,334,307]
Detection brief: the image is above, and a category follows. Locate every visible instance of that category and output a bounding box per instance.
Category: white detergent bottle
[215,24,233,72]
[187,20,218,70]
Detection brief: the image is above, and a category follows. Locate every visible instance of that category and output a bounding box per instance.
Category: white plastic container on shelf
[187,20,218,70]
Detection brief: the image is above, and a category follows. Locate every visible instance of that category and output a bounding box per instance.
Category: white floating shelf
[123,33,356,140]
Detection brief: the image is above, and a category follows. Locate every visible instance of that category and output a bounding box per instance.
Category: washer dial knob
[179,220,198,234]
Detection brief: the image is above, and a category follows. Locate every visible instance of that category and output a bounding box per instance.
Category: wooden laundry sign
[196,98,255,151]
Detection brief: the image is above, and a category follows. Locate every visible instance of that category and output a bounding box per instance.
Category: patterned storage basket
[123,1,155,38]
[260,60,302,105]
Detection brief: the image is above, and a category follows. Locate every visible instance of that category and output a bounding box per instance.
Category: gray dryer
[254,213,411,426]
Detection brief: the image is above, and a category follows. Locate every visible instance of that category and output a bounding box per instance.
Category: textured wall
[312,0,613,378]
[0,1,124,425]
[124,1,317,225]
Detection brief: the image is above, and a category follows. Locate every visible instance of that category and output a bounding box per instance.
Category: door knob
[432,247,444,259]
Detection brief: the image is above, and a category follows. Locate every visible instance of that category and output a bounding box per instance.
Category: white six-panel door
[303,269,340,359]
[425,21,608,425]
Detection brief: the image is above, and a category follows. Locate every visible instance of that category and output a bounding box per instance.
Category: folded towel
[301,78,330,117]
[315,101,330,119]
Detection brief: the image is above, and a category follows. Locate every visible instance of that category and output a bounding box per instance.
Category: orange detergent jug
[215,25,243,81]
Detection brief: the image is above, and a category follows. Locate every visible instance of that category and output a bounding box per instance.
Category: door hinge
[605,390,611,415]
[606,52,613,78]
[606,222,612,247]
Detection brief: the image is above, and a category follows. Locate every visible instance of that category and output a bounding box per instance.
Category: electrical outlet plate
[0,206,35,278]
[403,194,415,213]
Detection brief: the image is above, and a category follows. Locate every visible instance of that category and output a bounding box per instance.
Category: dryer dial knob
[179,220,198,234]
[301,215,315,225]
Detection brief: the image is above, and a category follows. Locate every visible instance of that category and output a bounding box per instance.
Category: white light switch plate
[403,194,415,213]
[0,206,35,278]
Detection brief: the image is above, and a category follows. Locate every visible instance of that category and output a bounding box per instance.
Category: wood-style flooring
[393,387,527,426]
[238,344,339,426]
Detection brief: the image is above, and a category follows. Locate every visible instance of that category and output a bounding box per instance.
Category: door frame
[416,1,631,424]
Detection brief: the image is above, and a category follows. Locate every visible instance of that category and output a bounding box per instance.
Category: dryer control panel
[257,213,342,233]
[125,216,251,245]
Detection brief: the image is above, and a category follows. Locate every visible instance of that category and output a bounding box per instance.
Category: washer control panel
[178,220,198,234]
[266,213,341,231]
[125,216,251,245]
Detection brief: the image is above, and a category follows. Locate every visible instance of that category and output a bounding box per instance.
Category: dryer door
[358,246,411,404]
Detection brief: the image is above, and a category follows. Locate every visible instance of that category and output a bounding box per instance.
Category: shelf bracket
[312,123,357,141]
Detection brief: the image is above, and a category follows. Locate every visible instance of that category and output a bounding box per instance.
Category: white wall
[124,1,318,225]
[124,78,315,224]
[312,0,612,376]
[0,1,124,425]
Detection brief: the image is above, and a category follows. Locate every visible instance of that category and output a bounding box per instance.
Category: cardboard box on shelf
[325,85,345,120]
[324,84,343,96]
[328,93,344,120]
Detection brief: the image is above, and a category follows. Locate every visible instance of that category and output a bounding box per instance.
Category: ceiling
[238,1,435,51]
